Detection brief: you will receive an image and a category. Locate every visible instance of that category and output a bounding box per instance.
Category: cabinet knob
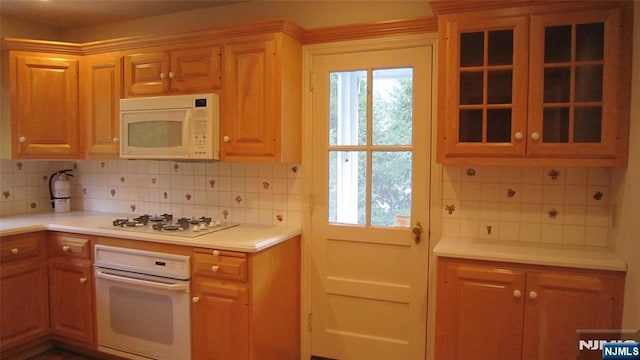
[514,132,524,140]
[11,248,18,254]
[62,245,70,252]
[212,250,220,256]
[531,132,540,141]
[192,296,200,303]
[529,291,538,300]
[80,277,88,284]
[211,265,220,273]
[113,137,119,143]
[18,136,26,143]
[160,72,166,80]
[513,290,522,298]
[223,136,230,142]
[169,71,175,79]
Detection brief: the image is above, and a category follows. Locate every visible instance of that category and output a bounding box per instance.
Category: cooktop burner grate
[102,214,238,238]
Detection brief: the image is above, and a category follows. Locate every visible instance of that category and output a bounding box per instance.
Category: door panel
[311,45,432,359]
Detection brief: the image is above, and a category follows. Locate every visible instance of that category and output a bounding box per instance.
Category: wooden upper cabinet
[527,8,622,159]
[439,15,529,158]
[221,33,301,162]
[10,52,82,159]
[81,52,123,158]
[123,45,221,97]
[435,1,632,166]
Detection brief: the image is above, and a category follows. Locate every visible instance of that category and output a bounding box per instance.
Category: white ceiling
[0,0,245,31]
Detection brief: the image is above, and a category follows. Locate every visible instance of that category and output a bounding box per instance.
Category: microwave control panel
[192,107,211,157]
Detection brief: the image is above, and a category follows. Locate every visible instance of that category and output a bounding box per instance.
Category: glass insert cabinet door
[527,8,621,157]
[441,16,528,156]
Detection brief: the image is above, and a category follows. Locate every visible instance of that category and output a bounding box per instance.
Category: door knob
[412,222,423,244]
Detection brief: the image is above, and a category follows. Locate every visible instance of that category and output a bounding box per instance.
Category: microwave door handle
[184,109,193,157]
[95,269,188,292]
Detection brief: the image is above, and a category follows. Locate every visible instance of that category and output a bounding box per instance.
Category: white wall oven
[94,245,191,360]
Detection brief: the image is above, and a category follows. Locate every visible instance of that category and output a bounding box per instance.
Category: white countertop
[0,211,302,252]
[434,237,627,272]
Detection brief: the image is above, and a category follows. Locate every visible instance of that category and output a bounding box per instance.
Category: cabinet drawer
[193,250,247,281]
[50,233,91,259]
[1,232,44,262]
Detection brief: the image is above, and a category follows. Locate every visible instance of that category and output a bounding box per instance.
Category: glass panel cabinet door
[528,8,621,157]
[441,16,528,156]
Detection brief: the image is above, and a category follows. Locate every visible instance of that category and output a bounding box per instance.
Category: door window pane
[543,107,570,143]
[487,109,512,142]
[574,107,602,143]
[575,65,603,102]
[372,152,412,227]
[488,30,513,66]
[328,67,415,228]
[329,71,367,146]
[459,109,483,142]
[459,71,483,105]
[460,32,484,67]
[576,23,604,61]
[487,70,512,104]
[544,67,571,103]
[329,151,366,225]
[373,68,413,146]
[545,25,572,63]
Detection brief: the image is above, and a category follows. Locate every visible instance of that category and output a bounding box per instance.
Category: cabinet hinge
[308,312,312,332]
[309,71,314,92]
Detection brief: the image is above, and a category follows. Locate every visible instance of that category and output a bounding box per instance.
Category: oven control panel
[95,245,190,280]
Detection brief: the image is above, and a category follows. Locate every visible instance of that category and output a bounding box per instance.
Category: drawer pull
[62,245,70,252]
[211,265,220,273]
[529,291,538,300]
[80,277,87,284]
[512,290,522,298]
[212,250,220,256]
[192,296,200,303]
[11,248,18,254]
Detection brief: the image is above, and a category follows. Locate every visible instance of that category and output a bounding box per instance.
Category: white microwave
[120,93,219,159]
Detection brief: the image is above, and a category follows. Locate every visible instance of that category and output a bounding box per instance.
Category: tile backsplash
[0,159,615,246]
[0,159,302,226]
[441,165,612,247]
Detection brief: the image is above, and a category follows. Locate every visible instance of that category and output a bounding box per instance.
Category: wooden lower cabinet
[48,233,95,347]
[435,257,625,360]
[191,279,249,359]
[0,232,49,353]
[191,236,301,360]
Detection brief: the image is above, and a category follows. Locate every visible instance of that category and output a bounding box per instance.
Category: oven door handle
[95,270,189,292]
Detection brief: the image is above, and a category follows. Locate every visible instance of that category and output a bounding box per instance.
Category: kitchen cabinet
[221,33,301,162]
[0,232,49,353]
[81,52,123,158]
[435,257,625,360]
[48,232,95,346]
[80,53,123,158]
[9,51,82,159]
[434,1,631,166]
[191,236,301,360]
[124,45,222,97]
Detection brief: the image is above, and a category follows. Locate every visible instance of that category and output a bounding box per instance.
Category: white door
[310,44,433,360]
